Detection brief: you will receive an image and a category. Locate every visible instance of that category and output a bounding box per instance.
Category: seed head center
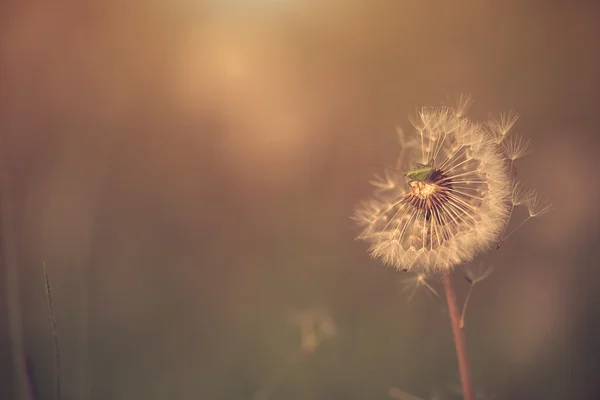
[408,180,438,200]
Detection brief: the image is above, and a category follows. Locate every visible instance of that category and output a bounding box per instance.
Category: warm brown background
[1,1,599,399]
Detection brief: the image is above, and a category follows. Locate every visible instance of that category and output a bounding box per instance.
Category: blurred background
[1,1,599,399]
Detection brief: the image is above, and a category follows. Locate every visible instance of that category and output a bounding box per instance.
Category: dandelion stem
[442,272,475,400]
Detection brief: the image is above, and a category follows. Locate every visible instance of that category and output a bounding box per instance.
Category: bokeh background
[1,1,599,399]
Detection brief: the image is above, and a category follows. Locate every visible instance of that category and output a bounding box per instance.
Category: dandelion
[353,97,549,400]
[354,100,512,274]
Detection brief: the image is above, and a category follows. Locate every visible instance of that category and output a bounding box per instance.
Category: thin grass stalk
[42,263,60,400]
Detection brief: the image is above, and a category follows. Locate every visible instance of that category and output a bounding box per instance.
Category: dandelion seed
[511,181,530,206]
[454,93,473,118]
[501,133,532,180]
[496,180,529,249]
[399,272,440,301]
[460,263,494,328]
[464,262,494,285]
[487,110,519,144]
[526,189,553,217]
[354,100,514,273]
[369,171,399,192]
[501,134,532,161]
[497,189,553,247]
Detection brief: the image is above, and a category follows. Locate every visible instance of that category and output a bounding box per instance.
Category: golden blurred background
[1,1,599,399]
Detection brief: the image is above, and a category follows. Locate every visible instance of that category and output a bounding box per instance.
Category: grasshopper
[404,161,434,182]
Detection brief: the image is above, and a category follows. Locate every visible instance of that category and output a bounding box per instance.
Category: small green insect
[404,162,434,181]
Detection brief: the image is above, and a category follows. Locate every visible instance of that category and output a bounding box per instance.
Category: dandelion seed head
[355,100,514,273]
